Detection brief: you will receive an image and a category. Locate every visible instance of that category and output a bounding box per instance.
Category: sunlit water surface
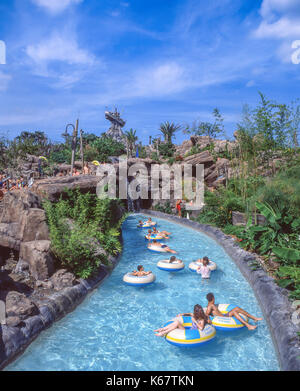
[7,214,279,371]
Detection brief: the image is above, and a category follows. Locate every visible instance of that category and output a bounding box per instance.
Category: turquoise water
[7,214,279,371]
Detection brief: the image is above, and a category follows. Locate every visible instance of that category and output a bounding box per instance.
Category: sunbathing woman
[154,305,210,337]
[149,240,176,254]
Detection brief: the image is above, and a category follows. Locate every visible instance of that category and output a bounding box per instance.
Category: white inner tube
[157,259,184,270]
[123,272,156,285]
[189,260,217,272]
[148,244,169,253]
[204,304,248,329]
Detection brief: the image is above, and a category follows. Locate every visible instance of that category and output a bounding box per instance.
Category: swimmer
[167,256,183,264]
[149,240,176,254]
[197,257,211,279]
[152,226,170,237]
[154,305,210,337]
[205,293,262,331]
[132,265,151,277]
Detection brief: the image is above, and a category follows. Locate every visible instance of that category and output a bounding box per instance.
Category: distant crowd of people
[0,162,97,200]
[0,174,33,200]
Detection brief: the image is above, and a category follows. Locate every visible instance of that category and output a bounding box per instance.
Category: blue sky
[0,0,300,144]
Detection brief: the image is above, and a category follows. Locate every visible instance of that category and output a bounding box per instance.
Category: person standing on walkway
[176,199,182,218]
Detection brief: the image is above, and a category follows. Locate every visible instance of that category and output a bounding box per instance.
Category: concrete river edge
[139,209,300,371]
[1,210,300,371]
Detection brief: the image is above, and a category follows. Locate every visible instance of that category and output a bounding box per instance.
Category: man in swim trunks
[205,293,262,330]
[132,265,151,276]
[149,240,176,254]
[152,226,170,237]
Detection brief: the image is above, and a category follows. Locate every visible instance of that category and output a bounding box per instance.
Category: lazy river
[7,214,279,371]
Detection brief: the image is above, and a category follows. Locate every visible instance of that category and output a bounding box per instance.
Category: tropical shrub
[44,190,123,279]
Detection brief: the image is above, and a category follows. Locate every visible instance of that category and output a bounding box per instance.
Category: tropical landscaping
[1,93,299,299]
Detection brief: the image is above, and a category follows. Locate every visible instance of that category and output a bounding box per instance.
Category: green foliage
[43,190,123,279]
[196,188,246,228]
[185,145,201,157]
[184,108,225,140]
[89,136,126,162]
[49,148,72,164]
[136,142,147,158]
[154,201,173,215]
[150,151,161,162]
[124,129,138,157]
[159,121,181,144]
[276,266,300,299]
[158,142,176,158]
[14,131,49,157]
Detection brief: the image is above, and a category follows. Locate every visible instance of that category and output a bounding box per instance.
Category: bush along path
[43,189,125,279]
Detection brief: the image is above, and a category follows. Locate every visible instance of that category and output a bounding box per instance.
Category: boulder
[6,291,39,322]
[175,139,194,155]
[19,208,49,242]
[0,191,48,251]
[31,175,102,202]
[184,150,214,166]
[19,240,55,281]
[0,191,42,224]
[50,269,76,291]
[205,158,230,186]
[0,223,21,251]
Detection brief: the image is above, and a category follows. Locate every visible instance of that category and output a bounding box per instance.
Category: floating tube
[148,244,174,253]
[165,316,216,347]
[145,234,164,241]
[123,272,156,286]
[157,259,185,272]
[137,222,157,228]
[189,260,217,272]
[208,304,248,331]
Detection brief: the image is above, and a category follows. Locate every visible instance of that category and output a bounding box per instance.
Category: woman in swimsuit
[154,305,210,337]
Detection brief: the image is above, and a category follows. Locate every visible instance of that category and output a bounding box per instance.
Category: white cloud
[254,0,300,39]
[26,33,94,65]
[246,80,255,87]
[133,63,187,96]
[31,0,83,14]
[260,0,300,19]
[254,17,300,39]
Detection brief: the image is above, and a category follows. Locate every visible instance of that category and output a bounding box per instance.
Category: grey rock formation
[5,291,39,325]
[0,191,49,252]
[50,269,77,291]
[19,240,54,281]
[31,175,101,202]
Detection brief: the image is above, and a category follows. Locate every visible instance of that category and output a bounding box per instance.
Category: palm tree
[159,121,181,144]
[124,129,138,157]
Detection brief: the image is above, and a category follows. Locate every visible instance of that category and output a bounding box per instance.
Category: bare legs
[228,307,262,330]
[154,320,184,337]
